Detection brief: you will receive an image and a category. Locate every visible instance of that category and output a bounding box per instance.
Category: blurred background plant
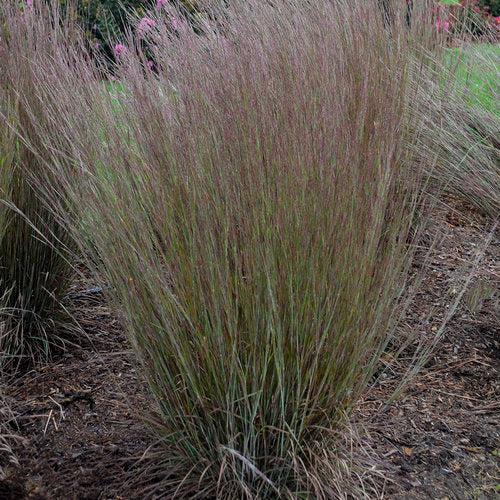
[478,0,499,17]
[439,0,499,36]
[57,0,201,61]
[28,1,496,63]
[59,0,149,59]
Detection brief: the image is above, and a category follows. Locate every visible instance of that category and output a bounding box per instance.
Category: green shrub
[59,0,150,58]
[57,0,199,60]
[479,0,500,16]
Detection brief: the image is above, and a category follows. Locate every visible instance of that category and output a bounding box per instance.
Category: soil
[360,198,499,499]
[1,197,498,500]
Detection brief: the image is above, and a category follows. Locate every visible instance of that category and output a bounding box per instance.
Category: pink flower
[137,16,156,38]
[113,43,128,59]
[436,18,450,33]
[26,0,33,7]
[495,17,500,26]
[146,60,154,70]
[156,0,168,9]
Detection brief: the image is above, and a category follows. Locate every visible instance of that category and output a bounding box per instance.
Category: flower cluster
[436,17,451,32]
[431,0,500,36]
[114,13,188,64]
[441,0,500,34]
[113,43,128,59]
[137,16,156,38]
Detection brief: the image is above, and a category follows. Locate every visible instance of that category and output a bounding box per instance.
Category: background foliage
[57,0,498,60]
[58,1,198,59]
[480,0,499,16]
[59,0,151,58]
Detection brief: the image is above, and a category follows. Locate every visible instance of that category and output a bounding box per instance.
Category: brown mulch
[1,197,498,499]
[0,301,151,500]
[361,198,499,499]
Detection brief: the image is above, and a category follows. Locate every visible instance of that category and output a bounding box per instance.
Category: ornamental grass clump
[0,2,78,369]
[32,0,440,496]
[413,46,500,217]
[416,85,499,216]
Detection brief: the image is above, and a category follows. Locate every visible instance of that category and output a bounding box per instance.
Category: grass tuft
[14,0,497,496]
[0,2,77,369]
[29,0,448,496]
[413,45,499,217]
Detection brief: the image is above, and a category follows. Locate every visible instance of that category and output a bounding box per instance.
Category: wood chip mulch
[1,196,498,499]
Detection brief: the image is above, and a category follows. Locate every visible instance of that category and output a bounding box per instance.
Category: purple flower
[436,18,450,34]
[137,17,156,38]
[26,0,33,7]
[113,43,128,59]
[156,0,168,9]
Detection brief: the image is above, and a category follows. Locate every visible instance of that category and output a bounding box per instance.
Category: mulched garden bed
[1,197,498,499]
